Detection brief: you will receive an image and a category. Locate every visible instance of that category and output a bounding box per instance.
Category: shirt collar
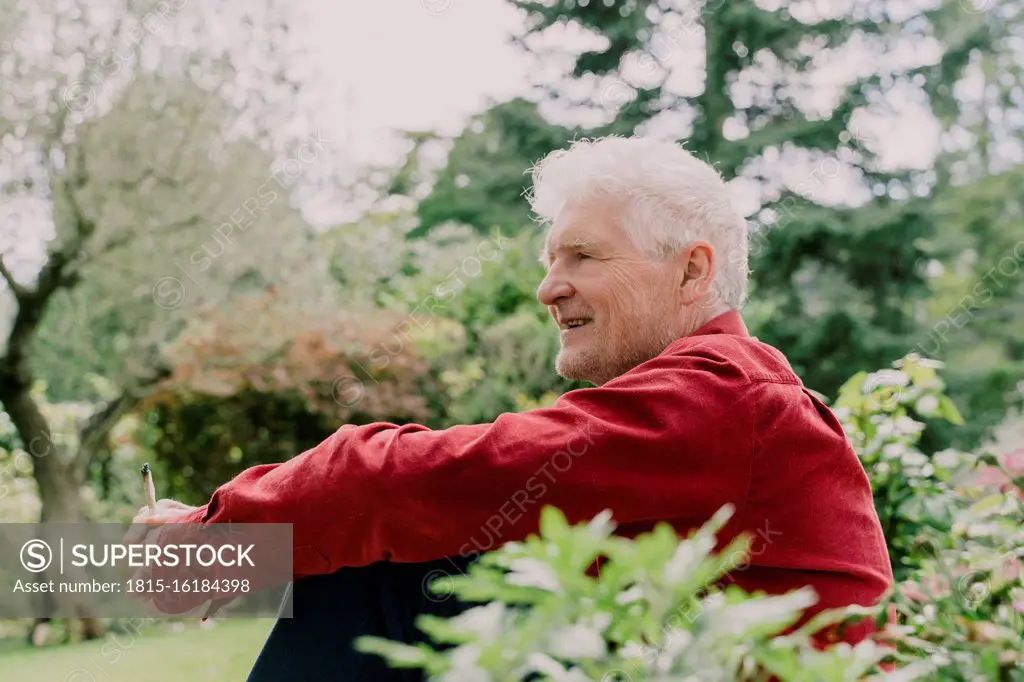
[688,310,749,338]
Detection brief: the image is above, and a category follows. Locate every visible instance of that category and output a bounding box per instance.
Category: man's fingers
[153,499,192,512]
[135,500,192,519]
[124,516,169,546]
[125,499,196,546]
[123,523,157,546]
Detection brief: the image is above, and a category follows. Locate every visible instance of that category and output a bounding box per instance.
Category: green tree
[0,0,313,640]
[405,98,581,240]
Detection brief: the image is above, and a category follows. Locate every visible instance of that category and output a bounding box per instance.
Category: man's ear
[678,241,715,305]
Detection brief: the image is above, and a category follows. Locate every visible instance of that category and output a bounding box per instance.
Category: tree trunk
[0,381,104,642]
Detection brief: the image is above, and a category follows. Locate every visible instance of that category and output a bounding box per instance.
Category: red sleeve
[176,348,755,575]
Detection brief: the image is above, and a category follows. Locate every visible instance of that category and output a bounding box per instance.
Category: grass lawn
[0,619,275,682]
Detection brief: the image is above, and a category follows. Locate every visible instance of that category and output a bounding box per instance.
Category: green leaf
[836,371,869,410]
[539,505,570,542]
[936,395,965,425]
[901,359,938,390]
[353,637,440,669]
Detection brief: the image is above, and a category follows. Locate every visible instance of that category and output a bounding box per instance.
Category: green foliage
[410,99,580,239]
[356,506,891,681]
[881,489,1023,680]
[918,166,1024,448]
[833,355,970,580]
[0,381,143,523]
[750,198,935,398]
[140,391,336,505]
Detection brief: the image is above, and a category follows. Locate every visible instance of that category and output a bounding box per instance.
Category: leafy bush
[357,506,894,681]
[836,355,1023,678]
[880,487,1023,680]
[356,356,1023,680]
[832,355,971,581]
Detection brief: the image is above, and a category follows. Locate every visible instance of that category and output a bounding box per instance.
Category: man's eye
[576,252,591,260]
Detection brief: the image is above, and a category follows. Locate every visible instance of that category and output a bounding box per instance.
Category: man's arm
[171,347,755,574]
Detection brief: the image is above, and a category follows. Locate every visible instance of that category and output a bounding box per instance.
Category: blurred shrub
[135,289,435,502]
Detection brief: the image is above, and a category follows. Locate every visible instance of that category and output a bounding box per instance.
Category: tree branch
[74,393,136,480]
[35,145,96,297]
[73,364,173,479]
[2,137,95,387]
[0,255,27,301]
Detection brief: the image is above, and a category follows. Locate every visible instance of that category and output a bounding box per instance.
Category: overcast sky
[304,0,533,167]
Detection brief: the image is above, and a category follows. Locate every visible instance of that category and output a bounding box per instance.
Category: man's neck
[679,303,732,339]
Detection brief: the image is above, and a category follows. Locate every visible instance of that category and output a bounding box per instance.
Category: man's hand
[123,499,202,612]
[124,499,198,545]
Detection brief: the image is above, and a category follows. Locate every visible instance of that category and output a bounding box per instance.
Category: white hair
[527,136,750,310]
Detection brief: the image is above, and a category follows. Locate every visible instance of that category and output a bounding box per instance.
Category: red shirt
[176,311,892,639]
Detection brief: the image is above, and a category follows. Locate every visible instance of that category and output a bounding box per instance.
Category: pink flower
[901,582,929,603]
[973,449,1024,496]
[1005,557,1021,581]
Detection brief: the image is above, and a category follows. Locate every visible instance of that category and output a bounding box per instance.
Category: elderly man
[138,136,892,678]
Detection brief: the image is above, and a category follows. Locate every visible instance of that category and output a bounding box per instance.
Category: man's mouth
[559,317,593,331]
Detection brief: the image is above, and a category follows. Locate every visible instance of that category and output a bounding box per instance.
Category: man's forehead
[545,233,598,253]
[540,202,617,265]
[540,232,605,267]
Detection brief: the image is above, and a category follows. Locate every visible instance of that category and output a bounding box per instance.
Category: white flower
[614,585,645,605]
[900,451,929,468]
[448,603,506,642]
[591,611,613,631]
[933,449,961,469]
[523,652,565,677]
[895,416,925,434]
[586,509,616,536]
[504,541,524,554]
[664,535,715,583]
[654,629,694,674]
[549,623,607,659]
[618,640,647,661]
[866,370,910,391]
[506,558,562,592]
[915,395,939,414]
[710,588,817,636]
[701,591,727,611]
[449,643,482,667]
[439,644,489,682]
[521,653,591,681]
[882,442,908,460]
[966,523,1001,538]
[876,421,896,439]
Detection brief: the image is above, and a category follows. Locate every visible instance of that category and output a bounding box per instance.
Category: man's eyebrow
[538,237,600,266]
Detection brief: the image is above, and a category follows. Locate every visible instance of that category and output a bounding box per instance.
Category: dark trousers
[246,556,475,682]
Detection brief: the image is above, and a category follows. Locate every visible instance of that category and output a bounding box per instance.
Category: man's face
[536,194,688,385]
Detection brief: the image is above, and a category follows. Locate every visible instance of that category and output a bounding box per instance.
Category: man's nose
[536,267,574,306]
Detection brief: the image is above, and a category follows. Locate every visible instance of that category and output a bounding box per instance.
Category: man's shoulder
[661,332,802,387]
